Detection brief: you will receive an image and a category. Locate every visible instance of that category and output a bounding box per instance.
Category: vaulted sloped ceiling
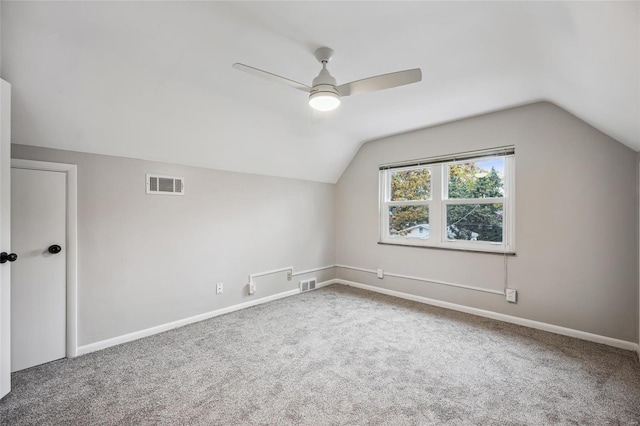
[2,1,638,183]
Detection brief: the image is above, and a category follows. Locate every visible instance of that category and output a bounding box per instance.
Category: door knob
[48,245,62,254]
[0,252,17,263]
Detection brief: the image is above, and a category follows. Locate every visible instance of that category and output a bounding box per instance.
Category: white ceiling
[2,1,638,183]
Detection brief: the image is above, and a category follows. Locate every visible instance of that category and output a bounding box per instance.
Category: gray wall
[12,145,335,346]
[336,102,639,343]
[11,102,639,347]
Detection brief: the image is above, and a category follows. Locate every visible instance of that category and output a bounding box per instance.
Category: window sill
[377,241,516,256]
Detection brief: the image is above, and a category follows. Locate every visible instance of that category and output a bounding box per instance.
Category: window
[379,147,515,253]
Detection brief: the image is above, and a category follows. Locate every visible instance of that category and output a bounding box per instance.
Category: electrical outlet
[216,283,223,294]
[506,288,517,303]
[377,268,384,279]
[286,270,292,281]
[248,281,256,295]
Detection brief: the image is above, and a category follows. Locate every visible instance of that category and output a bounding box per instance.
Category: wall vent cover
[146,174,184,195]
[299,277,318,292]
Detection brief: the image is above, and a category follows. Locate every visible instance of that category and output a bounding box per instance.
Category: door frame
[11,159,78,358]
[0,80,11,399]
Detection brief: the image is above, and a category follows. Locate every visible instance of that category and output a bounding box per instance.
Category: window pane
[446,203,503,242]
[388,206,429,239]
[390,168,431,201]
[447,158,504,199]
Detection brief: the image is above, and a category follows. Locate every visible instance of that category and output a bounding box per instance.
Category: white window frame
[379,149,515,254]
[380,166,434,247]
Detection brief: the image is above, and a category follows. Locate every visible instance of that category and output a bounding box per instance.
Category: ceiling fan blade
[337,68,422,97]
[232,63,310,92]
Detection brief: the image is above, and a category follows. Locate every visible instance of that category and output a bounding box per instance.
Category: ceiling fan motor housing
[312,67,338,92]
[310,84,339,97]
[309,67,340,111]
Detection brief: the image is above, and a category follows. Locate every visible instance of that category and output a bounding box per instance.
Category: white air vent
[146,174,184,195]
[299,277,318,292]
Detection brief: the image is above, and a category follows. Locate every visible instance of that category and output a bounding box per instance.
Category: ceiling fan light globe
[309,92,341,111]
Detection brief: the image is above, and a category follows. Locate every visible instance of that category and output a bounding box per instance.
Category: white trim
[379,155,515,254]
[11,159,79,358]
[0,79,11,399]
[77,280,333,356]
[73,276,639,359]
[335,264,505,295]
[384,271,504,295]
[248,266,293,283]
[292,265,335,277]
[335,264,375,275]
[315,279,334,289]
[379,145,516,170]
[443,197,504,205]
[334,279,639,352]
[248,264,336,284]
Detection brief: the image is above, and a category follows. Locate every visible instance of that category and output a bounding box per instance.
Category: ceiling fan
[233,47,422,112]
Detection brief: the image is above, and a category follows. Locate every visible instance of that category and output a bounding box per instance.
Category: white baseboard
[77,281,329,356]
[334,279,640,353]
[76,278,639,357]
[316,279,334,289]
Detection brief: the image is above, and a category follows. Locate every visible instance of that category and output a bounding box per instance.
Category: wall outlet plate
[216,283,223,294]
[377,268,384,279]
[506,288,517,303]
[248,281,256,295]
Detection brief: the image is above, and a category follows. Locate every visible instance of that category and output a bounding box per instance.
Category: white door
[11,168,66,372]
[0,80,12,399]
